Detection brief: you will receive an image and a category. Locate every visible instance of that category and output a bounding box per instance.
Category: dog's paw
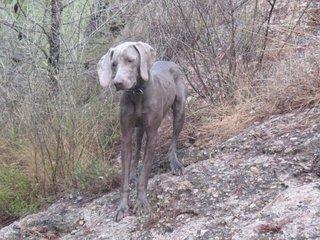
[129,168,139,185]
[170,159,184,176]
[114,203,129,222]
[133,196,150,216]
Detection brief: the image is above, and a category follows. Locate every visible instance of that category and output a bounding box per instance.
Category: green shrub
[73,159,119,193]
[0,165,40,218]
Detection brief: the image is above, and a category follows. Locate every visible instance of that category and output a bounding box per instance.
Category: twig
[278,0,312,54]
[257,0,277,66]
[0,20,49,59]
[61,0,76,10]
[16,0,50,38]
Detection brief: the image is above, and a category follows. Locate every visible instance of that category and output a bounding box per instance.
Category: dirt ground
[1,107,320,239]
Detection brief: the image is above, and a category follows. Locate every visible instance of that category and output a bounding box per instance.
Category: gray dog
[97,41,187,221]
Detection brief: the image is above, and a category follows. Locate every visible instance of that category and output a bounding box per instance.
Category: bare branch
[16,0,50,38]
[257,0,277,66]
[278,0,312,54]
[0,20,49,59]
[61,0,76,11]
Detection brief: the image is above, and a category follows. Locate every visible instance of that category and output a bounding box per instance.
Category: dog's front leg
[134,128,157,215]
[115,111,134,222]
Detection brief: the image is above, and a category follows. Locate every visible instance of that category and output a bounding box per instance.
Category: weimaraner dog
[97,41,187,221]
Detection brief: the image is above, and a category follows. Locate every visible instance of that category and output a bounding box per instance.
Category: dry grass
[190,47,320,145]
[132,0,320,146]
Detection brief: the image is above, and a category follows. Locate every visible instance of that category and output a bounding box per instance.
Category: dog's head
[97,42,156,90]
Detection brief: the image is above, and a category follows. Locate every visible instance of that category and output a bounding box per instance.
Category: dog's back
[140,61,186,118]
[150,61,182,84]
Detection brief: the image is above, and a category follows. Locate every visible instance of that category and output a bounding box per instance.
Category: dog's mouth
[115,82,136,91]
[114,84,127,91]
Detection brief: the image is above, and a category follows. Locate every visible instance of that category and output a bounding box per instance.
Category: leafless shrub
[125,0,279,104]
[125,0,319,111]
[0,0,133,197]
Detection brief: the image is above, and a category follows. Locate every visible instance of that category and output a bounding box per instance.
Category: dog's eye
[127,59,133,63]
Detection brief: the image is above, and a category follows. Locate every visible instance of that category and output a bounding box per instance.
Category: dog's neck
[125,76,147,117]
[126,74,148,96]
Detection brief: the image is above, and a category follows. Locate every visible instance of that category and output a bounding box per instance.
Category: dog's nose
[114,81,124,90]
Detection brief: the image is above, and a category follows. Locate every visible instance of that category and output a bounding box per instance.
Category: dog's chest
[131,94,144,125]
[134,98,143,117]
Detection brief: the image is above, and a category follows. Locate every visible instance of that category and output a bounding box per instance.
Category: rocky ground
[1,107,320,240]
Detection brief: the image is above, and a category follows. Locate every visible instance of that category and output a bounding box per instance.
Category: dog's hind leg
[168,78,186,175]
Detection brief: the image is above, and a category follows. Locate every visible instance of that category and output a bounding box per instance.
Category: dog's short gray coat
[98,42,187,221]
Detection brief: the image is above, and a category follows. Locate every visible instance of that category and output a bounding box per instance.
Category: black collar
[126,79,146,96]
[126,87,144,96]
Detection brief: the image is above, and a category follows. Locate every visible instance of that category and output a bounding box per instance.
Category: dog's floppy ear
[133,42,156,81]
[97,48,114,87]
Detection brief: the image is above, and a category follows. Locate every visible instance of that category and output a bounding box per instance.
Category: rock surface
[1,108,320,239]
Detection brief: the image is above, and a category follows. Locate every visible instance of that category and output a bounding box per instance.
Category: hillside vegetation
[0,0,319,226]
